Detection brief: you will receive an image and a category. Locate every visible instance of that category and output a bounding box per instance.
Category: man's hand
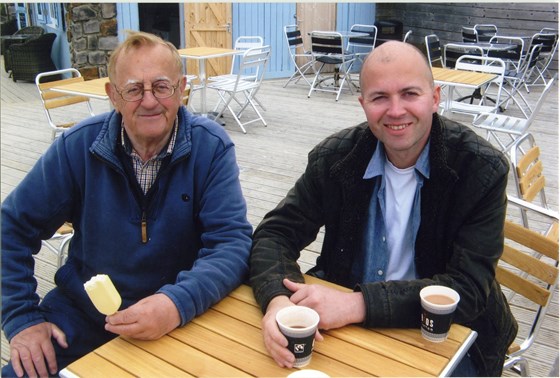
[262,295,316,368]
[105,293,180,340]
[9,322,68,378]
[284,278,366,330]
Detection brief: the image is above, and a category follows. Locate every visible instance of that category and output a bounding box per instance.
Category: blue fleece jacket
[2,106,252,340]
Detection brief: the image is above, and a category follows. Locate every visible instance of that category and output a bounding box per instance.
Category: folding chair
[283,25,314,88]
[442,43,484,107]
[472,76,555,153]
[347,24,377,63]
[445,55,505,118]
[474,24,498,42]
[500,196,559,376]
[498,43,543,118]
[488,35,525,71]
[307,31,356,101]
[461,27,478,43]
[35,68,95,141]
[424,34,444,68]
[509,133,559,240]
[207,45,271,133]
[208,36,264,83]
[526,31,558,88]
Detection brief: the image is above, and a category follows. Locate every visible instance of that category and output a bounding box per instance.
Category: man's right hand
[261,295,323,368]
[9,322,68,378]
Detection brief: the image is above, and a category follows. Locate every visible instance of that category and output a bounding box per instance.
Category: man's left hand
[105,293,180,340]
[283,278,366,330]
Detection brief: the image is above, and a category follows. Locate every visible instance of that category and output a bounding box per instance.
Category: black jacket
[251,114,517,376]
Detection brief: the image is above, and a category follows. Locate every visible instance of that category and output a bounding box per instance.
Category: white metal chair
[35,68,95,141]
[424,34,444,68]
[500,196,559,376]
[474,24,498,42]
[208,36,264,83]
[307,31,356,101]
[207,45,271,133]
[498,43,543,118]
[461,26,478,43]
[509,133,558,240]
[347,24,377,63]
[283,25,314,89]
[472,76,555,153]
[526,31,558,88]
[42,223,74,268]
[445,54,505,118]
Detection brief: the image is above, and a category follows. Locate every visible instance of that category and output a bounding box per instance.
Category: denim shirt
[354,140,431,283]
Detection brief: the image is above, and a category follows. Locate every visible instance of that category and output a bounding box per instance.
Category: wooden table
[432,67,497,115]
[178,47,242,117]
[50,77,110,101]
[59,276,477,377]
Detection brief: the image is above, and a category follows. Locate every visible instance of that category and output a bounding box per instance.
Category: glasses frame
[114,79,181,102]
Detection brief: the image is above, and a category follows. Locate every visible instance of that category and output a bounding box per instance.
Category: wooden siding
[376,2,559,74]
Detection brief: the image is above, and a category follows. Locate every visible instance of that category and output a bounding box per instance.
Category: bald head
[360,41,434,89]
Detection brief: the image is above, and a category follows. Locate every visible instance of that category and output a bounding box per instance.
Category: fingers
[51,324,68,349]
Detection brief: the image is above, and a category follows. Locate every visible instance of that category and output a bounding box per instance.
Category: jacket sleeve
[2,138,74,340]
[250,149,328,313]
[157,139,253,326]
[357,146,509,329]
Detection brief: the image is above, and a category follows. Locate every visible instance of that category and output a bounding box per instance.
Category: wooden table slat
[64,352,135,378]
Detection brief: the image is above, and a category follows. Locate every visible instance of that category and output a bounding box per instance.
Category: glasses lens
[152,81,175,99]
[121,84,144,101]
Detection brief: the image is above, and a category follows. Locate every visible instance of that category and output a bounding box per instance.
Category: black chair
[3,26,45,72]
[8,33,57,82]
[461,27,478,43]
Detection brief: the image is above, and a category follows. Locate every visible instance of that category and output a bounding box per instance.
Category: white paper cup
[276,306,320,367]
[420,285,460,342]
[287,369,330,378]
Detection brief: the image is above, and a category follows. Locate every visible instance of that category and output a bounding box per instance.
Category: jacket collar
[89,106,193,168]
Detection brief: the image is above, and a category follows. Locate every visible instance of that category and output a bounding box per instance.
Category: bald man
[250,41,517,376]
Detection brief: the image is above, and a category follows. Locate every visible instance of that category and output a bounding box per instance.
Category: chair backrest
[499,197,559,372]
[230,35,264,74]
[461,26,478,43]
[530,32,558,57]
[235,45,271,86]
[284,24,307,56]
[347,24,377,56]
[424,34,443,67]
[310,31,345,56]
[488,35,525,71]
[35,68,95,140]
[443,43,484,69]
[14,26,45,36]
[474,24,498,42]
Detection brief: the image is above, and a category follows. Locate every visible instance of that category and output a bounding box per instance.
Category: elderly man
[250,41,517,376]
[2,31,252,377]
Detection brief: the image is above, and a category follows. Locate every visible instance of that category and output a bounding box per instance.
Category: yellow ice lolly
[84,274,122,315]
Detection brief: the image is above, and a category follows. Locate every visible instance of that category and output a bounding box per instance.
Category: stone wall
[65,3,118,80]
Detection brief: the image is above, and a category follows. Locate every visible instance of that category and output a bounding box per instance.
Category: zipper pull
[141,211,148,243]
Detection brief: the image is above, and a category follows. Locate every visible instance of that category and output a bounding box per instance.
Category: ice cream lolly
[84,274,122,315]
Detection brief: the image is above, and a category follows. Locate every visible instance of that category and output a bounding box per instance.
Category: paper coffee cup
[276,306,320,367]
[420,285,460,342]
[287,369,330,378]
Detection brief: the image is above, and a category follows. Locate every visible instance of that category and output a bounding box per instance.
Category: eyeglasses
[114,80,180,102]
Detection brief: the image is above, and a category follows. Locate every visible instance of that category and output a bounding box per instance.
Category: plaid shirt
[121,117,178,194]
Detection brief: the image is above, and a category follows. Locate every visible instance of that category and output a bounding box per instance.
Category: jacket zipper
[141,210,148,243]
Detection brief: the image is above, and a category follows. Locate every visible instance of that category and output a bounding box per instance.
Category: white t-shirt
[384,160,417,280]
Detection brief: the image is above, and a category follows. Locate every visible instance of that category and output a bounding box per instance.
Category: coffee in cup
[276,306,320,367]
[419,285,460,342]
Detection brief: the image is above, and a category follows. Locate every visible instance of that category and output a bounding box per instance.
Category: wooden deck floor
[1,63,558,376]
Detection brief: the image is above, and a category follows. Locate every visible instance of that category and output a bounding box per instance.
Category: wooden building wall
[376,2,558,73]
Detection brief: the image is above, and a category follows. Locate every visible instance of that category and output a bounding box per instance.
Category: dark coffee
[290,325,307,329]
[425,294,455,305]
